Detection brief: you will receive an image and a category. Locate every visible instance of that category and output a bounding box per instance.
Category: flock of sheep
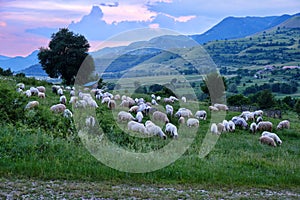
[16,82,290,147]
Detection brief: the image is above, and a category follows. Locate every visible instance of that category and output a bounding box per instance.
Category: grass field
[0,76,299,198]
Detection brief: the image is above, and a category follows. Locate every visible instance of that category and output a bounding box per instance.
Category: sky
[0,0,299,57]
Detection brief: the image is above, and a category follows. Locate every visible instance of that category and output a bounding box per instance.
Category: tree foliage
[38,28,94,85]
[201,72,227,103]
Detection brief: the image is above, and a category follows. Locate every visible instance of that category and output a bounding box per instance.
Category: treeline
[243,82,298,95]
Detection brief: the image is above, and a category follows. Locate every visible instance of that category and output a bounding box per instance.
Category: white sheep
[152,111,169,124]
[86,116,95,127]
[165,123,178,138]
[276,120,290,130]
[259,136,277,147]
[101,96,110,104]
[128,105,139,113]
[187,118,199,127]
[38,92,45,98]
[16,83,25,90]
[25,101,39,110]
[151,99,158,105]
[30,87,39,96]
[108,99,116,110]
[114,94,120,100]
[222,120,229,131]
[60,95,67,105]
[164,97,174,104]
[217,123,225,134]
[50,103,66,113]
[166,104,174,116]
[175,108,193,118]
[25,90,31,97]
[250,122,257,134]
[195,110,207,120]
[233,117,248,129]
[69,96,78,104]
[181,96,187,103]
[118,111,135,122]
[256,116,263,123]
[75,100,87,108]
[178,116,185,124]
[254,110,264,117]
[261,131,282,145]
[227,120,235,132]
[145,120,167,139]
[213,103,228,111]
[156,96,161,101]
[135,111,143,123]
[36,86,46,93]
[210,123,218,134]
[257,121,273,132]
[209,105,219,112]
[128,121,147,134]
[63,109,73,118]
[57,88,64,96]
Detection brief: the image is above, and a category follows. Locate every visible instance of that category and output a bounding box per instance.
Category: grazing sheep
[30,87,39,96]
[259,136,277,147]
[187,118,199,127]
[108,99,116,110]
[57,88,64,96]
[87,99,98,108]
[164,97,174,104]
[210,123,218,134]
[222,120,229,131]
[36,86,46,93]
[114,94,120,100]
[50,103,66,113]
[135,111,143,123]
[209,105,219,112]
[165,123,178,138]
[63,109,73,118]
[120,100,130,108]
[16,83,25,90]
[217,123,226,134]
[151,99,158,105]
[166,104,174,116]
[156,96,161,101]
[240,111,251,120]
[178,116,185,124]
[75,100,87,108]
[261,131,282,145]
[101,96,110,104]
[69,96,78,104]
[256,116,263,123]
[128,121,147,134]
[25,101,39,110]
[250,122,257,134]
[86,116,95,127]
[128,105,139,113]
[257,121,273,132]
[151,94,156,99]
[175,108,193,118]
[38,92,45,98]
[145,120,167,139]
[213,103,228,111]
[227,120,235,132]
[276,120,290,130]
[152,111,169,124]
[118,111,135,122]
[195,110,207,120]
[60,95,67,105]
[70,90,75,97]
[169,96,178,101]
[181,96,187,103]
[234,117,248,129]
[52,85,60,94]
[25,90,31,97]
[254,110,264,117]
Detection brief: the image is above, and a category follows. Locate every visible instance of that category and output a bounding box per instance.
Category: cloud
[0,21,7,27]
[100,2,119,7]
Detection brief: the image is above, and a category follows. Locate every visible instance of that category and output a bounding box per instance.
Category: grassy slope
[0,79,299,189]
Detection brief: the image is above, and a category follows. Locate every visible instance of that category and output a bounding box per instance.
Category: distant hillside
[203,20,300,67]
[0,50,39,72]
[16,64,47,77]
[191,14,295,44]
[0,55,11,61]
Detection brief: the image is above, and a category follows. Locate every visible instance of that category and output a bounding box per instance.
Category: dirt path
[0,178,299,199]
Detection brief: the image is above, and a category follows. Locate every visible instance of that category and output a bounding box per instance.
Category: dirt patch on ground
[0,178,299,199]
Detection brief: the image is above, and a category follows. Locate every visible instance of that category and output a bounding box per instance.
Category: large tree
[38,28,94,85]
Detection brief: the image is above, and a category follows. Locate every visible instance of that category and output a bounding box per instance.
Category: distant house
[264,65,275,71]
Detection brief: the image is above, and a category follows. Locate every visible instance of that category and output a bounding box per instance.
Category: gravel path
[0,178,299,199]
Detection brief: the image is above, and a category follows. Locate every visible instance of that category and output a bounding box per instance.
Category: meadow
[0,74,299,193]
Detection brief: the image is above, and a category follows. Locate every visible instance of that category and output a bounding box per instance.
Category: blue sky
[0,0,299,56]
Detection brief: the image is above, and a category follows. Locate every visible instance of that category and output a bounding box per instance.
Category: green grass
[0,76,299,190]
